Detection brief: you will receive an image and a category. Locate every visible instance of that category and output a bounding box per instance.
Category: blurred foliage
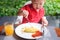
[44,0,60,16]
[0,0,29,16]
[0,0,60,16]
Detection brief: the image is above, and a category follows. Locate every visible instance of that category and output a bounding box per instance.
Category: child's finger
[23,10,29,18]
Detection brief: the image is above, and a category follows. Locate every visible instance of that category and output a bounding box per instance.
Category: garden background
[0,0,60,16]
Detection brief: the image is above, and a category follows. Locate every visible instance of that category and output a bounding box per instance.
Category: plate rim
[15,23,43,39]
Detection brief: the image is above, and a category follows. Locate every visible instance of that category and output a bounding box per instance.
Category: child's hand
[42,17,48,27]
[18,10,29,18]
[23,10,29,18]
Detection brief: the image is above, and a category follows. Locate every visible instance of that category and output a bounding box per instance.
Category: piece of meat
[32,31,43,37]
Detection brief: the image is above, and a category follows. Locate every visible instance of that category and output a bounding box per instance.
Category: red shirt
[20,4,45,23]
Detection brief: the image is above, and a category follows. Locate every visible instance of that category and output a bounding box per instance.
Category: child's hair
[31,0,46,6]
[31,0,46,3]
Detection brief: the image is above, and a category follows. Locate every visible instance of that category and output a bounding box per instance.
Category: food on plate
[32,31,43,37]
[23,27,38,33]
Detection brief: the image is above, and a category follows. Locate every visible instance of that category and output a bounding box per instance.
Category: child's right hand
[23,10,29,18]
[18,9,29,18]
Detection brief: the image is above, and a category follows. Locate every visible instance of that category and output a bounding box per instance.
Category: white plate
[15,23,43,39]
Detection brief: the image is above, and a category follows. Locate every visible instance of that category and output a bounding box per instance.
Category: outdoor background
[0,0,60,16]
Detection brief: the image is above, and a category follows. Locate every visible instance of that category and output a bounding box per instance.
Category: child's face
[31,0,45,10]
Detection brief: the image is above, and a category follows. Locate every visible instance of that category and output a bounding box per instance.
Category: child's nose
[36,5,40,9]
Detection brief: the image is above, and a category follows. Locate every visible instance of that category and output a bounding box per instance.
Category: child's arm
[14,9,24,26]
[17,9,29,18]
[14,16,23,26]
[14,10,29,26]
[41,16,48,26]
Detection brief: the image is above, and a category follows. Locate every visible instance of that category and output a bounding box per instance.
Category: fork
[41,26,44,36]
[41,23,45,36]
[42,26,44,36]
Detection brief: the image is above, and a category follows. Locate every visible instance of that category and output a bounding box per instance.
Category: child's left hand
[42,17,48,27]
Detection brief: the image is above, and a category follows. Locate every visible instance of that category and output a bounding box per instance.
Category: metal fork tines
[41,25,44,36]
